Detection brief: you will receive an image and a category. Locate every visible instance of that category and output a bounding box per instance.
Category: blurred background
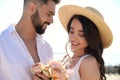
[0,0,120,79]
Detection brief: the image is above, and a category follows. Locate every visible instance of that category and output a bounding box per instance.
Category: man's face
[31,1,56,34]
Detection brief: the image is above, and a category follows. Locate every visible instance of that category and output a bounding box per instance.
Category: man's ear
[29,2,37,14]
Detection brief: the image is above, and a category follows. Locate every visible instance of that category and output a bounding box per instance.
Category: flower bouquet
[31,59,68,80]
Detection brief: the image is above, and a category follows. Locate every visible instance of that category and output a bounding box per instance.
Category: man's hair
[24,0,60,6]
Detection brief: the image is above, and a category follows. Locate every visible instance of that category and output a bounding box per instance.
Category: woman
[58,5,113,80]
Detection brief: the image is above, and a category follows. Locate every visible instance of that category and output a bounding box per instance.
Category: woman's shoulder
[81,55,99,67]
[79,55,100,80]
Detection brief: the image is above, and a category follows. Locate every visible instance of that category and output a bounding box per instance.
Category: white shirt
[0,24,53,80]
[67,55,90,80]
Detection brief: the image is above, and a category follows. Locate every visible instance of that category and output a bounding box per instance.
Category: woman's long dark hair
[66,15,106,80]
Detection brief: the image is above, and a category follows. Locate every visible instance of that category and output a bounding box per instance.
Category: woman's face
[69,18,88,54]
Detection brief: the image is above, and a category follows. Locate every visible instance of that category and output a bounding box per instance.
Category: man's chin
[36,30,45,34]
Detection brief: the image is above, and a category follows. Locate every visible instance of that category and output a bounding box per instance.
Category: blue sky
[0,0,120,66]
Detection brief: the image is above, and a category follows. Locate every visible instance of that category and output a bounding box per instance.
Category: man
[0,0,60,80]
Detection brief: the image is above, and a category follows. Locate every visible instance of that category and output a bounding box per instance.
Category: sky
[0,0,120,66]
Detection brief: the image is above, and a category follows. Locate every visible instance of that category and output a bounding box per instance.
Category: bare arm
[79,56,100,80]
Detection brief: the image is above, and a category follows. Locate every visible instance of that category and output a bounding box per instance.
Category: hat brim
[58,5,113,48]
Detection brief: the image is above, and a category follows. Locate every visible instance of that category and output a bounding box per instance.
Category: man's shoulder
[0,24,14,42]
[0,24,15,36]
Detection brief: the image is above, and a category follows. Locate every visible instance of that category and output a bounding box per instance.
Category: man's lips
[43,22,50,28]
[43,24,49,29]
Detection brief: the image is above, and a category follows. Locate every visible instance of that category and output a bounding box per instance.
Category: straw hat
[58,5,113,48]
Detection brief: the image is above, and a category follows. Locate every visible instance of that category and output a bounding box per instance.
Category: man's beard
[31,10,48,34]
[35,24,45,34]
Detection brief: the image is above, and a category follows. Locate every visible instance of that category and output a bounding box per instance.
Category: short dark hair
[24,0,60,6]
[41,0,61,4]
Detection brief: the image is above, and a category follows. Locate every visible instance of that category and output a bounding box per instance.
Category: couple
[0,0,113,80]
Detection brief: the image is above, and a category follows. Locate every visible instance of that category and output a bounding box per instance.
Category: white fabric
[67,55,90,80]
[0,24,53,80]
